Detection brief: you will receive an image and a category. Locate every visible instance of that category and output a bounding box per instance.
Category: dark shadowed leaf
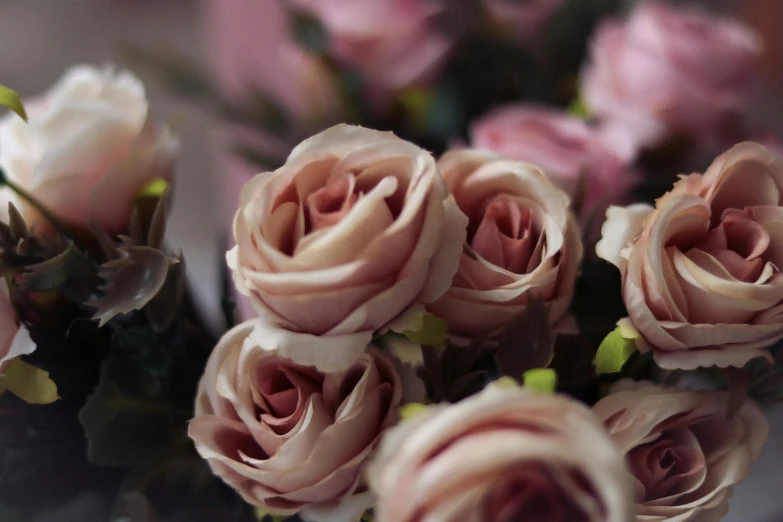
[144,254,186,332]
[20,243,101,294]
[146,190,170,251]
[113,492,161,522]
[7,203,29,243]
[724,367,749,418]
[88,246,179,327]
[493,296,555,381]
[418,336,491,403]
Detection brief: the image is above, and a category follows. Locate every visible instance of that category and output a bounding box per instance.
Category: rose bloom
[0,281,36,372]
[289,0,451,108]
[597,142,783,369]
[427,149,582,339]
[228,124,467,371]
[368,384,633,522]
[0,65,179,232]
[188,320,402,521]
[593,381,768,522]
[582,2,763,153]
[471,104,638,215]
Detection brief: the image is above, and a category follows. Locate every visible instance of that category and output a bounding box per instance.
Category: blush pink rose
[0,65,179,232]
[593,380,768,522]
[582,2,763,153]
[368,384,633,522]
[0,281,36,373]
[471,105,638,215]
[597,142,783,369]
[289,0,451,108]
[427,149,582,339]
[189,320,402,521]
[228,124,467,371]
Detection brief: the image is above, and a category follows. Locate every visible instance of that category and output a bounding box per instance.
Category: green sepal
[522,368,557,393]
[0,84,27,121]
[595,323,639,375]
[0,358,59,404]
[399,402,428,420]
[402,313,448,348]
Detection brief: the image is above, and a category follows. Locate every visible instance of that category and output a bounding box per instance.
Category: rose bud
[228,124,467,371]
[593,381,768,522]
[597,142,783,369]
[427,149,582,340]
[188,320,402,521]
[0,65,179,232]
[368,384,633,522]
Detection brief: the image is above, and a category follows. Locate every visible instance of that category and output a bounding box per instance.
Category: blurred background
[0,1,782,521]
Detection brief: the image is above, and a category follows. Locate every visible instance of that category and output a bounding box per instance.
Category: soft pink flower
[0,65,178,232]
[189,320,402,521]
[582,2,763,152]
[427,149,582,339]
[290,0,451,107]
[593,381,768,522]
[0,281,36,372]
[368,384,633,522]
[228,124,467,371]
[597,142,783,369]
[471,104,638,215]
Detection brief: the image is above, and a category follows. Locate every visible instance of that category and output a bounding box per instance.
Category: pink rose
[582,2,763,152]
[0,65,179,232]
[597,142,783,369]
[289,0,451,107]
[368,384,633,522]
[228,124,467,371]
[189,320,402,521]
[427,149,582,339]
[483,0,565,39]
[593,381,768,522]
[471,104,638,215]
[0,281,36,372]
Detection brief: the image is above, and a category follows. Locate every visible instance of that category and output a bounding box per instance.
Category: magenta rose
[288,0,451,108]
[581,2,762,152]
[189,320,402,521]
[471,104,638,215]
[593,381,768,522]
[598,142,783,369]
[427,149,582,339]
[368,384,633,522]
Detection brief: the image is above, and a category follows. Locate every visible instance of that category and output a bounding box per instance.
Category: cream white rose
[228,124,467,371]
[0,65,179,231]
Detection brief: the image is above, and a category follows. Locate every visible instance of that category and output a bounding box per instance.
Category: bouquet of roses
[2,1,782,521]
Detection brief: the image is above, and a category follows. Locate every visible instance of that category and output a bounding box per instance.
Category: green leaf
[0,358,59,404]
[402,313,448,347]
[522,368,557,393]
[493,296,554,380]
[0,84,27,121]
[78,362,175,467]
[595,324,639,375]
[567,97,590,119]
[399,402,428,420]
[253,507,287,522]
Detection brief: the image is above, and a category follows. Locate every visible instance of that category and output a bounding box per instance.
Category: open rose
[593,381,768,522]
[0,65,179,232]
[597,142,783,369]
[368,384,633,522]
[289,0,451,108]
[228,124,467,371]
[427,149,582,339]
[189,320,402,521]
[470,104,638,215]
[581,2,762,152]
[0,281,36,372]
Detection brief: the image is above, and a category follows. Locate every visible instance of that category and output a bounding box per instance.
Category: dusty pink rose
[368,384,633,522]
[0,65,179,232]
[471,104,638,214]
[0,281,36,372]
[582,2,763,152]
[289,0,451,107]
[597,142,783,369]
[427,149,582,339]
[228,124,467,371]
[593,380,768,522]
[189,320,402,521]
[483,0,565,39]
